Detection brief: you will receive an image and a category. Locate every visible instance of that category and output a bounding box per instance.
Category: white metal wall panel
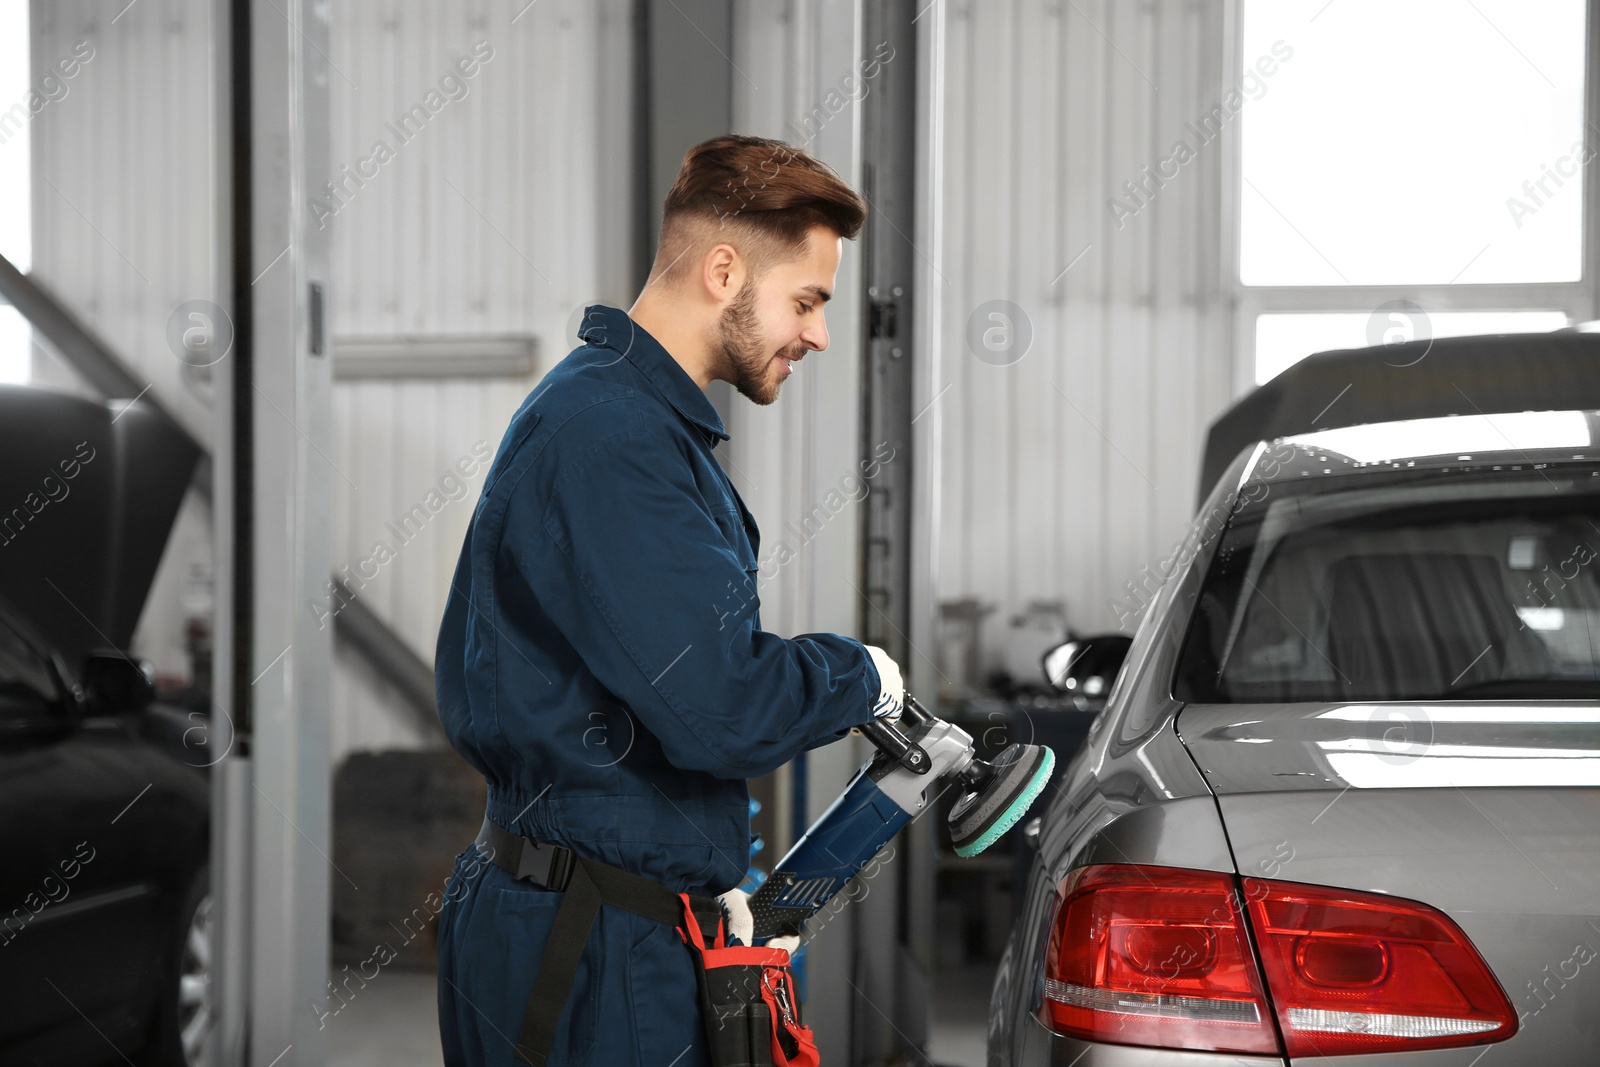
[29,0,639,767]
[324,0,639,763]
[27,0,219,685]
[28,0,216,442]
[934,0,1232,676]
[728,0,868,651]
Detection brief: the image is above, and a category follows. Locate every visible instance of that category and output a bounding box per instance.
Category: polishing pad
[948,744,1056,858]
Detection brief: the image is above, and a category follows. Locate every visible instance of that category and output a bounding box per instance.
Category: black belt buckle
[516,839,574,891]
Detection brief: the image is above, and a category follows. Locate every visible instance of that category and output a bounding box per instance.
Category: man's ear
[701,242,744,305]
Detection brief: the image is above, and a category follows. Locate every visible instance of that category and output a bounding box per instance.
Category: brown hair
[653,135,867,281]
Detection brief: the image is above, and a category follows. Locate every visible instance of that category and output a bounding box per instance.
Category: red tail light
[1040,865,1279,1054]
[1241,876,1517,1057]
[1039,865,1517,1058]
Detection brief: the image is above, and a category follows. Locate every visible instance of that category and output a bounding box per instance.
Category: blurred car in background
[0,385,211,1067]
[990,334,1600,1065]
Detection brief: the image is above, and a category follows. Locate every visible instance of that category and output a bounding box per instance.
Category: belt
[475,817,578,891]
[471,815,720,1066]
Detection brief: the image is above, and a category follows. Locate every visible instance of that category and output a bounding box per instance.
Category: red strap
[677,892,726,951]
[757,962,820,1067]
[699,944,793,967]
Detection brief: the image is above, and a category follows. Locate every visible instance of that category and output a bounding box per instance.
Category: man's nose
[801,314,829,353]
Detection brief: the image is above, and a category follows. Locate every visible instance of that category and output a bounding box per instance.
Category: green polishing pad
[950,744,1056,858]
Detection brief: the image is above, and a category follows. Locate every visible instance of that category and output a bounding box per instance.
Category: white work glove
[865,644,904,725]
[717,888,800,953]
[718,887,754,946]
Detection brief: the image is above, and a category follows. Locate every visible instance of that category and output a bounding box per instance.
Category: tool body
[749,695,1055,943]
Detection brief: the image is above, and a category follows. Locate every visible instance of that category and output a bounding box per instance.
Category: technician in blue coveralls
[434,134,906,1066]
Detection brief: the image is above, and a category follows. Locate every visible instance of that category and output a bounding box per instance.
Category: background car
[989,333,1600,1065]
[0,385,211,1067]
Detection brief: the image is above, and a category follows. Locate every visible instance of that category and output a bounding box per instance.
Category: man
[434,134,906,1067]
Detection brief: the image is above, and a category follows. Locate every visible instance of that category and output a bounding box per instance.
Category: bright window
[1235,0,1590,387]
[1241,0,1586,286]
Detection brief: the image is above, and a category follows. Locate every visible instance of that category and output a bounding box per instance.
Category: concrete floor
[927,964,992,1067]
[326,973,444,1067]
[324,966,992,1067]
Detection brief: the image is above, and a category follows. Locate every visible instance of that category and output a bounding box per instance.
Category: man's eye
[798,302,813,314]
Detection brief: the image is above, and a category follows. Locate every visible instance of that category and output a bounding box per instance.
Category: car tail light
[1039,864,1517,1058]
[1242,876,1517,1057]
[1040,865,1279,1054]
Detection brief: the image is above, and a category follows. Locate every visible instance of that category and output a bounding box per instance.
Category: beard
[715,281,802,406]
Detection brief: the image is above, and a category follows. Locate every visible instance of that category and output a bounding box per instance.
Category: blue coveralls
[434,304,881,1066]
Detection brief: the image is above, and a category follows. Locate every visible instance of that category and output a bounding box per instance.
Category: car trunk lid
[1179,701,1600,1061]
[0,385,199,677]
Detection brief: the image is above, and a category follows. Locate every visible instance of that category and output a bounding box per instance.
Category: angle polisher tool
[749,693,1055,943]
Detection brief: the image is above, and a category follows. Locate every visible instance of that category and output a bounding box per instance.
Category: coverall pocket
[627,913,707,1066]
[490,884,601,1065]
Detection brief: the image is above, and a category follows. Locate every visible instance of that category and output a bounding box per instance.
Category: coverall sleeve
[512,417,880,780]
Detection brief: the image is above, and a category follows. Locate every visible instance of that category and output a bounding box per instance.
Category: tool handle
[860,718,931,774]
[901,692,934,727]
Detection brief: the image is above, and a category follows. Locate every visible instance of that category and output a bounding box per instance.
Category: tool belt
[677,889,820,1067]
[475,816,819,1067]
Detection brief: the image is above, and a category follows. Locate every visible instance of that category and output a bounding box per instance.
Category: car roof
[1199,332,1600,506]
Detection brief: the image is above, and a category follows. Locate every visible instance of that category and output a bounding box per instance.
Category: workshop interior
[2,0,1598,1065]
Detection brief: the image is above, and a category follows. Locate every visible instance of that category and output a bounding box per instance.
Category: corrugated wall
[934,0,1233,673]
[727,0,868,655]
[29,0,639,767]
[28,0,219,689]
[324,0,638,760]
[28,0,217,441]
[29,0,1236,757]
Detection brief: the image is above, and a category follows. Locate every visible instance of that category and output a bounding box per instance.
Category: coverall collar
[579,304,730,444]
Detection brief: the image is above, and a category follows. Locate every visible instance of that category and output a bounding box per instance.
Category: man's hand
[717,888,801,952]
[718,888,754,946]
[865,645,904,725]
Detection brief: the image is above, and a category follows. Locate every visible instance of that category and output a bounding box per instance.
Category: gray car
[989,333,1600,1065]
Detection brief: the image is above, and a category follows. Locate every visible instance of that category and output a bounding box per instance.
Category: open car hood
[0,384,199,676]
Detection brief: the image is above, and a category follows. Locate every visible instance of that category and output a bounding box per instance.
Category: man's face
[714,224,842,406]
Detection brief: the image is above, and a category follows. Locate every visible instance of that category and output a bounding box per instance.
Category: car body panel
[0,385,208,1063]
[1178,702,1600,795]
[0,719,209,1045]
[990,359,1600,1065]
[1179,700,1600,1063]
[987,456,1257,1066]
[1010,1014,1286,1067]
[1217,787,1600,1062]
[0,604,210,1058]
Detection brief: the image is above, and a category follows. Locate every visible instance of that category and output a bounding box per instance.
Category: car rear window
[1174,471,1600,702]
